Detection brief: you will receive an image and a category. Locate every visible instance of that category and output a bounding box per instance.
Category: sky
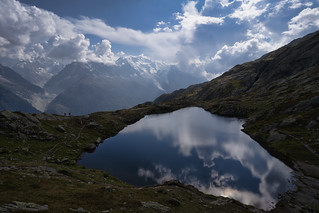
[1,0,319,77]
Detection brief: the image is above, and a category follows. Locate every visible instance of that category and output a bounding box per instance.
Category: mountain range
[0,55,206,115]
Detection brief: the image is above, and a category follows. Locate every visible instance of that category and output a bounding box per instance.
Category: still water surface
[79,107,294,210]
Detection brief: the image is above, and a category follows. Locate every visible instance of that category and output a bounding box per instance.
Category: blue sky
[1,0,319,77]
[18,0,186,31]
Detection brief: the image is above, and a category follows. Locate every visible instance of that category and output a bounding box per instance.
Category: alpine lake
[78,107,295,210]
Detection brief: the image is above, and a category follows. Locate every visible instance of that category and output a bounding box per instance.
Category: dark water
[78,107,294,210]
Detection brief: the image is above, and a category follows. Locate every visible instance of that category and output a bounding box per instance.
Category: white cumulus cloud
[283,7,319,36]
[229,0,269,22]
[0,0,117,64]
[0,0,319,76]
[0,0,75,60]
[176,1,224,43]
[48,34,90,62]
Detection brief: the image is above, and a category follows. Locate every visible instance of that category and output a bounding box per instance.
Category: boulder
[95,137,102,145]
[267,129,286,143]
[141,201,170,213]
[0,201,48,212]
[280,117,297,126]
[166,198,181,206]
[69,207,90,212]
[306,120,317,130]
[56,125,66,133]
[85,144,96,152]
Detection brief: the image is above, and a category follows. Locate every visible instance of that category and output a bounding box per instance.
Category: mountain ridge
[0,55,206,115]
[0,64,43,112]
[44,59,205,115]
[156,30,319,105]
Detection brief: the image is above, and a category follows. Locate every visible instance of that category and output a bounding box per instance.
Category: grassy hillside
[1,31,319,212]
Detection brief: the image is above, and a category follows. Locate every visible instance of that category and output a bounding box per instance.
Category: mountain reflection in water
[78,107,294,210]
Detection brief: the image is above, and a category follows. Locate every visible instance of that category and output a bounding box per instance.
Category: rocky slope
[0,64,42,113]
[0,87,39,113]
[44,59,205,115]
[11,58,63,87]
[44,61,164,115]
[1,55,206,115]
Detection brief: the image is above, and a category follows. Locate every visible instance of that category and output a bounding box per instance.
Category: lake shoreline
[0,103,318,212]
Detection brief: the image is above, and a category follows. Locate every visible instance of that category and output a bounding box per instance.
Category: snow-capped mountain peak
[116,55,169,76]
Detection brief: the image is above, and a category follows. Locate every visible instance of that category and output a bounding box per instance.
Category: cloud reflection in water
[80,107,294,210]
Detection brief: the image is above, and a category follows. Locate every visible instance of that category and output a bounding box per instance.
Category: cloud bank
[0,0,319,76]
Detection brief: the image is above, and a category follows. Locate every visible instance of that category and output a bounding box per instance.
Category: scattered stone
[22,147,29,152]
[61,158,69,163]
[306,120,317,129]
[56,125,66,133]
[55,158,69,164]
[17,111,40,124]
[166,198,181,206]
[280,117,297,126]
[46,157,53,161]
[267,129,286,143]
[210,198,232,206]
[0,110,19,121]
[8,123,17,130]
[87,122,99,128]
[69,207,90,212]
[0,201,48,212]
[34,112,66,121]
[85,143,96,152]
[141,201,170,213]
[0,167,10,171]
[95,137,102,145]
[39,166,58,175]
[18,133,28,140]
[0,206,8,213]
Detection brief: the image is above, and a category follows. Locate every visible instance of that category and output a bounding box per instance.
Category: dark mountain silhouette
[0,86,39,113]
[0,64,43,112]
